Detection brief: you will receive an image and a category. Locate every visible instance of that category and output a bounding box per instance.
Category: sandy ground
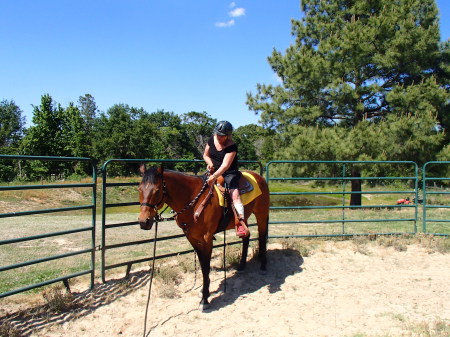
[1,241,449,337]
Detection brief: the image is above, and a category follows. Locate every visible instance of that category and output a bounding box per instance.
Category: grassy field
[1,176,449,298]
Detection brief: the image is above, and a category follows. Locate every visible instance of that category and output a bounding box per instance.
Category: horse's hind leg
[237,235,250,271]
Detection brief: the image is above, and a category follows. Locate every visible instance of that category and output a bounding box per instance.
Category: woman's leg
[230,188,244,219]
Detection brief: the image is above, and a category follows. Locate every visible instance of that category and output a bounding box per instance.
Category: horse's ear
[157,164,164,175]
[139,163,147,176]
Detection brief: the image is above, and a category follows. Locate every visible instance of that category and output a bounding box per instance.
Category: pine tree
[247,0,449,204]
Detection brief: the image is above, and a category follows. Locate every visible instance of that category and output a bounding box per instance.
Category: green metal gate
[0,155,97,298]
[422,161,450,235]
[100,159,263,282]
[3,156,448,299]
[266,160,419,238]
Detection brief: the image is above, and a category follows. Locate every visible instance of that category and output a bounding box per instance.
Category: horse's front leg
[188,237,213,311]
[198,248,211,310]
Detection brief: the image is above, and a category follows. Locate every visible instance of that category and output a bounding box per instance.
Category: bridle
[140,178,167,210]
[140,169,211,222]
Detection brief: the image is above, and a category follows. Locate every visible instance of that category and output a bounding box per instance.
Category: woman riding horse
[138,163,270,310]
[203,120,247,237]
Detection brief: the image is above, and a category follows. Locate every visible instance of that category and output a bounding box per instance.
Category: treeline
[0,94,272,180]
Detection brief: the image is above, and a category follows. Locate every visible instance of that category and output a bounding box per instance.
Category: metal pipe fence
[265,160,419,238]
[1,156,448,299]
[422,161,450,235]
[0,155,97,298]
[100,159,263,282]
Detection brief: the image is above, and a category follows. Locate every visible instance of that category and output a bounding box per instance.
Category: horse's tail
[244,171,269,269]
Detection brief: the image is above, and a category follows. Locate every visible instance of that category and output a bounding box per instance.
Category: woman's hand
[207,173,217,186]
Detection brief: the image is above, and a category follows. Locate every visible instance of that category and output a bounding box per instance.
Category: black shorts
[223,171,241,190]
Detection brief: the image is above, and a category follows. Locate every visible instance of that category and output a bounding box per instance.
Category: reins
[141,170,211,223]
[141,170,211,336]
[143,221,158,337]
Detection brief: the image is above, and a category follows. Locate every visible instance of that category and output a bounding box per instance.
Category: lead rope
[143,220,158,337]
[184,252,198,293]
[142,172,211,336]
[223,224,227,293]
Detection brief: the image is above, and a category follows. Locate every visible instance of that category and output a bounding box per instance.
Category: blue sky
[1,0,449,128]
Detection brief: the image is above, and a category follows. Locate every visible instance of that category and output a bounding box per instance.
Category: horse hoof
[199,302,210,312]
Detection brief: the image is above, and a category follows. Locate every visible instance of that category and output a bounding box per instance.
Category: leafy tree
[78,94,98,155]
[60,102,93,175]
[60,103,87,157]
[0,99,25,149]
[91,106,195,175]
[145,109,182,129]
[92,104,142,175]
[145,110,200,171]
[247,0,449,204]
[0,99,25,180]
[20,94,67,178]
[22,94,62,155]
[233,124,276,169]
[78,94,98,132]
[180,111,216,159]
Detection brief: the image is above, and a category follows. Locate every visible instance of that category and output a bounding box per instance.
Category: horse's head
[138,164,165,230]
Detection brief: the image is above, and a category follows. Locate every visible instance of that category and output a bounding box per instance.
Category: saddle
[215,174,254,195]
[215,171,262,207]
[193,172,261,238]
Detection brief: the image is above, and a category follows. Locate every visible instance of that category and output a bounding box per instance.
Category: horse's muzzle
[139,217,154,230]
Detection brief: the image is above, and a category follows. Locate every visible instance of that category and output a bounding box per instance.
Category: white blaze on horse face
[140,182,156,204]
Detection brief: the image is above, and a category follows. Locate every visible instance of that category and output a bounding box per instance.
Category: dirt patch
[0,189,87,214]
[1,241,449,337]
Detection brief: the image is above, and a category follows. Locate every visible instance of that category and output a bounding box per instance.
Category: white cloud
[215,3,245,28]
[215,19,235,28]
[229,7,245,17]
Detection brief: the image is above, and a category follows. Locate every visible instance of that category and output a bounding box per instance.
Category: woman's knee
[230,188,241,201]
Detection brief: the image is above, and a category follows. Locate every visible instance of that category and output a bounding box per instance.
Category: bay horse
[138,165,269,310]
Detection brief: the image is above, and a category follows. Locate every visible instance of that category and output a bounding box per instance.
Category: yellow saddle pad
[214,171,262,206]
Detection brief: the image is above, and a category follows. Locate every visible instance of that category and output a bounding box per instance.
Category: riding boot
[236,215,250,238]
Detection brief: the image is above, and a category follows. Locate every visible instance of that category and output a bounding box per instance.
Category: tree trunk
[350,169,362,206]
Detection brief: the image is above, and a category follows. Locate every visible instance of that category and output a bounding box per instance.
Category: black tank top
[207,136,238,174]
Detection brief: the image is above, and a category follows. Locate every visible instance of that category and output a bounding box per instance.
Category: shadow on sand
[0,270,151,337]
[1,248,304,335]
[206,247,304,312]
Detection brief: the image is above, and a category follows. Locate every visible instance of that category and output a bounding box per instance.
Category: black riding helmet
[214,120,233,136]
